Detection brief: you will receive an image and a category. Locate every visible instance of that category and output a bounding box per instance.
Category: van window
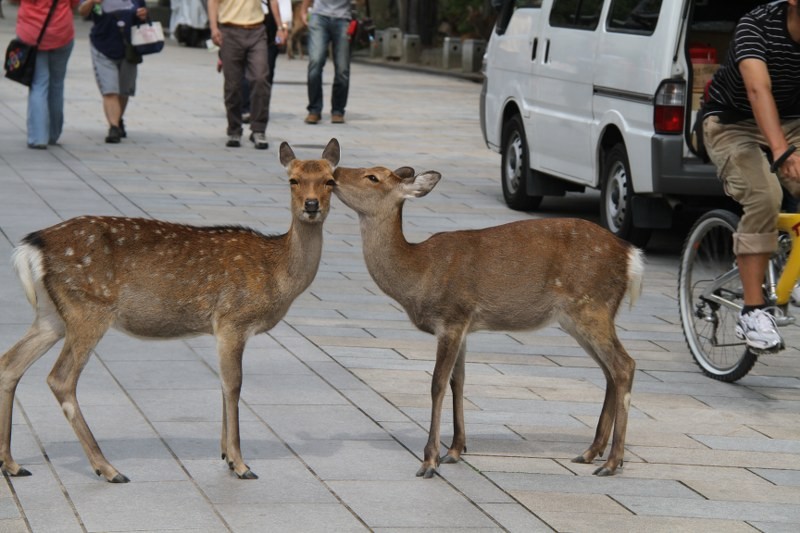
[494,0,543,36]
[549,0,604,30]
[607,0,663,34]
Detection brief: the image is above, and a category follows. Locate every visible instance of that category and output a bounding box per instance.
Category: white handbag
[130,20,165,55]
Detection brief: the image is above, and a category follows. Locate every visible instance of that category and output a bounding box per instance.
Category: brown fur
[0,139,341,482]
[333,165,644,478]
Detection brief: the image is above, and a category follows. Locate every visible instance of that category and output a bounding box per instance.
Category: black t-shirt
[705,1,800,122]
[86,0,146,60]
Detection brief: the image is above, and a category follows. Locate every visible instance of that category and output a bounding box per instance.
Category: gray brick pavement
[2,7,800,532]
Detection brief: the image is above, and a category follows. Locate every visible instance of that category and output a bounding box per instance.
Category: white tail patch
[626,247,645,310]
[12,244,44,308]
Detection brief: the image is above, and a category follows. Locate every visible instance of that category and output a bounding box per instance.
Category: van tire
[501,115,542,211]
[600,143,651,247]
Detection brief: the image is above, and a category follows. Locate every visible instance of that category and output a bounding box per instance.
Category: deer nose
[304,199,320,213]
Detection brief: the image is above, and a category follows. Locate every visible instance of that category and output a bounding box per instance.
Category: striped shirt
[706,1,800,122]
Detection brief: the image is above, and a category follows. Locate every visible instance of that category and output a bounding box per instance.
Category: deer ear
[393,167,415,179]
[322,138,341,168]
[279,142,296,167]
[401,171,442,198]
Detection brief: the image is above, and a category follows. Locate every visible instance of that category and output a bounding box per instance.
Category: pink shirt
[16,0,80,51]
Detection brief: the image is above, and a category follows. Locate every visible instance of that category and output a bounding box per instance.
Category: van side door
[529,0,606,183]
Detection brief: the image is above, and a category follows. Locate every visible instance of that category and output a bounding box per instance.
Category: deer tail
[11,242,44,309]
[626,247,645,310]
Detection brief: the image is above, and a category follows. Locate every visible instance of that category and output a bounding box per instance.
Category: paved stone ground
[1,8,800,533]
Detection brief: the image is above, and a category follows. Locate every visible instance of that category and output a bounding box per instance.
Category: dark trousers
[219,24,270,135]
[242,16,279,114]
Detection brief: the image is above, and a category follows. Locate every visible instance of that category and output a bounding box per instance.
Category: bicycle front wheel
[678,209,758,382]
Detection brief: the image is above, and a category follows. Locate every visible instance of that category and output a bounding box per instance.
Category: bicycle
[678,209,800,382]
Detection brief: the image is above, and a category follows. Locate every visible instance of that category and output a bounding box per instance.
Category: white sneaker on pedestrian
[735,308,784,353]
[250,132,268,150]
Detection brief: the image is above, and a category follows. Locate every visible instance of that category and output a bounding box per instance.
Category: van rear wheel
[501,115,542,210]
[600,143,651,247]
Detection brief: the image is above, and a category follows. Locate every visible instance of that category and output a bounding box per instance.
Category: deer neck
[358,205,424,302]
[283,220,324,292]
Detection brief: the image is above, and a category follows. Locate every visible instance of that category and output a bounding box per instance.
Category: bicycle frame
[699,213,800,316]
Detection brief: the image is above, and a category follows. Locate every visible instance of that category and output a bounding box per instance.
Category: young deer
[333,166,644,478]
[0,139,340,483]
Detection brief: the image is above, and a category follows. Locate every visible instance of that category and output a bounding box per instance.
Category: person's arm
[301,0,312,25]
[208,0,222,46]
[135,0,147,21]
[270,0,288,44]
[740,58,800,180]
[78,0,99,18]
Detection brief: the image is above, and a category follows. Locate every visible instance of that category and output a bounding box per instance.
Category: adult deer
[0,139,340,483]
[333,166,644,478]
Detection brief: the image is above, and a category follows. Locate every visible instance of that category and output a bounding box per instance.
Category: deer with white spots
[0,139,340,483]
[332,165,644,478]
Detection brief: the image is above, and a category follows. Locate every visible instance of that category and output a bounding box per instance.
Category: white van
[480,0,763,247]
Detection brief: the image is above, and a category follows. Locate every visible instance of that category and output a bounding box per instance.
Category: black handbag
[4,0,59,86]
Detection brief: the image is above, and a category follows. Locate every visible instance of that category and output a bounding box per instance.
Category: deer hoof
[593,466,615,477]
[12,467,32,477]
[571,455,590,464]
[415,465,437,479]
[236,469,258,480]
[109,473,130,483]
[440,454,459,465]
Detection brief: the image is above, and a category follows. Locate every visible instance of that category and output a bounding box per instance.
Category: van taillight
[653,81,685,134]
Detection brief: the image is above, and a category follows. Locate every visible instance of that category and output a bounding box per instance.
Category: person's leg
[329,17,351,118]
[265,15,278,86]
[46,40,74,145]
[220,27,246,138]
[27,49,51,147]
[704,116,784,350]
[305,14,329,118]
[246,26,270,135]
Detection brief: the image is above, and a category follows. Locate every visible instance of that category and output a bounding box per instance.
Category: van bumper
[650,135,724,196]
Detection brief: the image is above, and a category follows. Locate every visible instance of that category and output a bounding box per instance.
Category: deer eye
[326,180,336,187]
[289,179,298,186]
[366,175,378,183]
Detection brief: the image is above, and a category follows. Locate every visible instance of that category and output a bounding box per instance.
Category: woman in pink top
[10,0,80,148]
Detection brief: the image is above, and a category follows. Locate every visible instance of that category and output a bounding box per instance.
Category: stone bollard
[462,39,486,73]
[370,30,384,59]
[402,35,421,64]
[382,28,403,60]
[443,37,462,70]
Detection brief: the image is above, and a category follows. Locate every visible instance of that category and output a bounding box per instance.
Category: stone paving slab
[2,6,800,532]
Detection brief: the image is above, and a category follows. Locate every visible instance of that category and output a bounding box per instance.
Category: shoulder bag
[4,0,60,86]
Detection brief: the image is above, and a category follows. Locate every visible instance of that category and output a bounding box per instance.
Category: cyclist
[703,0,800,353]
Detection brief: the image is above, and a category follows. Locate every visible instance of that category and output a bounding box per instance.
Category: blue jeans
[27,40,74,146]
[306,14,350,116]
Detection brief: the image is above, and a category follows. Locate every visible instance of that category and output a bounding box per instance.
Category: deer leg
[216,333,255,479]
[441,339,467,465]
[566,316,635,476]
[0,315,65,476]
[593,336,635,476]
[47,324,126,482]
[417,327,467,479]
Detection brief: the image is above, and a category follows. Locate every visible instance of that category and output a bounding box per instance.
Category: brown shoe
[331,114,345,124]
[304,113,321,124]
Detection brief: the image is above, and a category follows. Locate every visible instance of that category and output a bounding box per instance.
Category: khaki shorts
[703,115,800,255]
[90,45,137,97]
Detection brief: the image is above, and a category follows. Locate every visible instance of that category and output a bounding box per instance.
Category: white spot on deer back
[65,248,74,257]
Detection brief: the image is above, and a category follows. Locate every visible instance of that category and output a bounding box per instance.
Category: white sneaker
[250,132,269,150]
[735,308,784,353]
